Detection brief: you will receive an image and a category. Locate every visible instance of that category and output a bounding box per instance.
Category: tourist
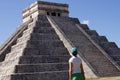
[69,47,85,80]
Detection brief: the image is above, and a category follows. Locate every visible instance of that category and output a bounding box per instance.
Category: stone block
[85,30,99,36]
[98,36,108,42]
[107,48,120,56]
[80,24,90,30]
[32,27,56,34]
[111,55,120,62]
[19,55,70,64]
[22,28,33,35]
[11,43,26,51]
[7,71,68,80]
[0,60,19,76]
[5,49,23,61]
[116,62,120,66]
[0,58,19,68]
[100,42,118,51]
[27,22,36,29]
[30,33,60,40]
[15,63,68,73]
[0,75,11,80]
[26,40,64,48]
[72,18,80,24]
[23,47,69,55]
[90,36,100,44]
[51,16,120,77]
[36,21,51,27]
[17,35,30,43]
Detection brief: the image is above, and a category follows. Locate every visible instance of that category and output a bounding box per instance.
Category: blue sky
[0,0,120,47]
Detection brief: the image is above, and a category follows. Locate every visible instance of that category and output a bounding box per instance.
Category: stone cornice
[22,7,69,19]
[22,1,68,13]
[37,1,68,7]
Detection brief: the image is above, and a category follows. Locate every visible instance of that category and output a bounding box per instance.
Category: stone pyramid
[0,1,120,80]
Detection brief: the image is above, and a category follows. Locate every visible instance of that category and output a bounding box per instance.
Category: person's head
[71,47,77,57]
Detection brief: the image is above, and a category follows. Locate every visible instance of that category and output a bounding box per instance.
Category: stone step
[51,16,120,76]
[37,15,51,22]
[32,26,56,34]
[0,66,16,77]
[3,55,70,66]
[19,55,70,64]
[90,36,108,44]
[37,16,50,22]
[90,36,100,44]
[98,36,108,42]
[15,63,68,73]
[13,39,65,50]
[116,61,120,66]
[0,63,68,73]
[111,54,120,57]
[0,55,70,70]
[107,48,120,56]
[22,28,33,36]
[72,18,80,24]
[80,24,90,30]
[0,57,19,68]
[85,30,99,37]
[30,33,60,40]
[36,21,52,27]
[5,49,23,61]
[11,43,27,51]
[27,21,36,29]
[17,35,30,43]
[0,56,21,76]
[23,47,69,55]
[36,20,51,24]
[26,40,64,48]
[111,56,120,62]
[100,42,118,51]
[6,47,69,59]
[1,71,68,80]
[51,16,72,22]
[23,26,56,34]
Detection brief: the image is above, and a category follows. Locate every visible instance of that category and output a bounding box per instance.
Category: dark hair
[72,51,77,57]
[71,47,77,57]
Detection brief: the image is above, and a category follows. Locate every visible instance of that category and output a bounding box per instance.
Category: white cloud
[82,20,89,25]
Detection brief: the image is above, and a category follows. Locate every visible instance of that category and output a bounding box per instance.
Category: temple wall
[22,1,69,22]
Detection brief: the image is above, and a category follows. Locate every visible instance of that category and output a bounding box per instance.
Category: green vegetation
[86,76,120,80]
[86,78,98,80]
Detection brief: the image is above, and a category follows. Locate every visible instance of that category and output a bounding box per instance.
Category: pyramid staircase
[1,14,120,79]
[50,16,120,77]
[0,15,70,80]
[80,24,120,65]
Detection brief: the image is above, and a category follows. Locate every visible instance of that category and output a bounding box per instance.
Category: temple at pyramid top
[22,1,69,22]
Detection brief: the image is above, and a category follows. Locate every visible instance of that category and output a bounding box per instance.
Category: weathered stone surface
[51,16,120,77]
[80,24,90,30]
[30,33,60,40]
[26,40,64,48]
[15,63,68,73]
[1,1,120,79]
[19,55,70,64]
[23,47,68,55]
[85,30,99,37]
[1,71,68,80]
[0,15,70,80]
[98,36,108,42]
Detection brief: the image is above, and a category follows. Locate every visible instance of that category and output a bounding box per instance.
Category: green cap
[71,47,77,54]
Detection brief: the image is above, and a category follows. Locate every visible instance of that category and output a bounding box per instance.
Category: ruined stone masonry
[0,1,120,80]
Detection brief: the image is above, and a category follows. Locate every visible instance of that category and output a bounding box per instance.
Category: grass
[86,76,120,80]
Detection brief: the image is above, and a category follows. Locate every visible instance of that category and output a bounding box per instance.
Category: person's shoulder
[69,56,75,62]
[76,57,82,62]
